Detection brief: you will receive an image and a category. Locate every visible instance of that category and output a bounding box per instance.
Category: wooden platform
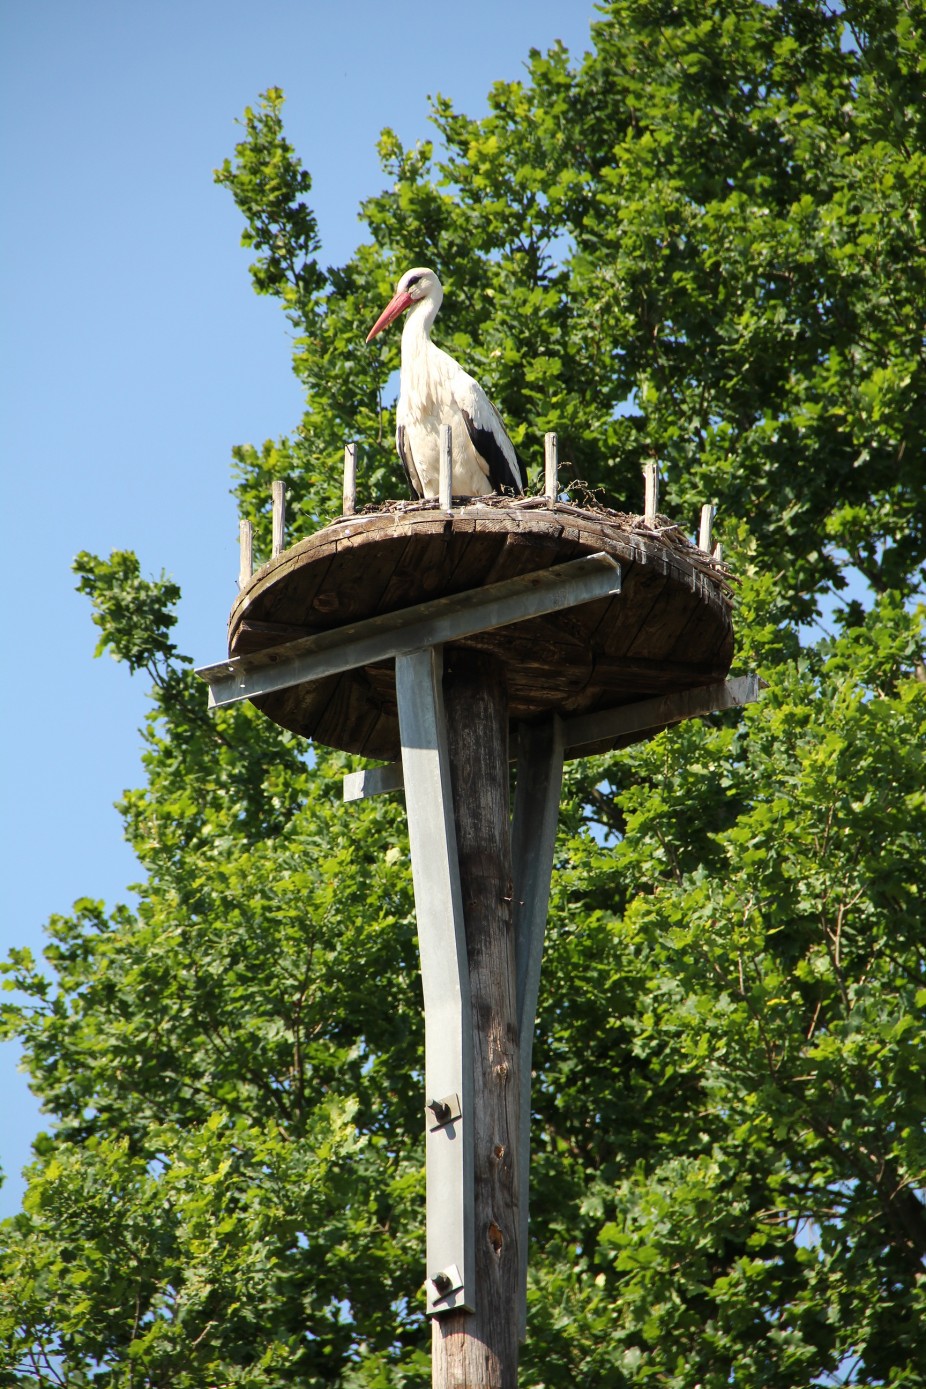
[227,499,735,761]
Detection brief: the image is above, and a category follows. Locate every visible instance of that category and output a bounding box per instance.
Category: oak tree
[3,3,924,1384]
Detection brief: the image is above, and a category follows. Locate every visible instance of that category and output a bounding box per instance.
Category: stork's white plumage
[365,267,524,499]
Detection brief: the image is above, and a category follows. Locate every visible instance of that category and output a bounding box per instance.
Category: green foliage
[214,87,326,311]
[3,555,428,1383]
[74,550,185,682]
[569,0,926,610]
[528,595,926,1387]
[3,3,926,1385]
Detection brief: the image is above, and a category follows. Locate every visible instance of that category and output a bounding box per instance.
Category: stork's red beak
[365,289,414,343]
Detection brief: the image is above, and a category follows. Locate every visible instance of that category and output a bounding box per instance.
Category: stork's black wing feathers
[396,425,422,499]
[460,407,523,494]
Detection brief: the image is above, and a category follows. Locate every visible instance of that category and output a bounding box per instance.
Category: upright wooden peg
[238,519,253,590]
[439,424,453,511]
[343,443,357,516]
[271,480,286,557]
[643,462,659,521]
[699,503,715,553]
[544,432,558,502]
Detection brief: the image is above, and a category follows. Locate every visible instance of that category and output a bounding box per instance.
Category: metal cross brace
[196,552,622,709]
[343,674,761,802]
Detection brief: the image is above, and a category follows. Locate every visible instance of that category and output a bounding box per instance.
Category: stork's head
[365,267,443,343]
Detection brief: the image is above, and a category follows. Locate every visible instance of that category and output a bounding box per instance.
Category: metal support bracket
[395,647,475,1316]
[344,675,764,1330]
[510,717,566,1338]
[426,1093,463,1130]
[428,1263,464,1307]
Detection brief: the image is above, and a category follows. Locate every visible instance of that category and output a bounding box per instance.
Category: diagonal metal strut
[343,675,761,802]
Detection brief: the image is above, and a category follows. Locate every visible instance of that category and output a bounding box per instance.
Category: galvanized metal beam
[561,673,760,756]
[342,762,405,803]
[510,716,565,1339]
[395,648,475,1317]
[342,675,761,801]
[197,552,622,709]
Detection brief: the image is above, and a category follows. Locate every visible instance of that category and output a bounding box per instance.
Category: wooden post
[544,432,558,502]
[343,443,357,516]
[699,503,715,553]
[239,519,253,589]
[440,424,453,511]
[434,649,520,1389]
[643,462,659,521]
[272,480,286,557]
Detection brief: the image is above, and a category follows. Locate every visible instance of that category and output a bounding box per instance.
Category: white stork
[365,267,524,498]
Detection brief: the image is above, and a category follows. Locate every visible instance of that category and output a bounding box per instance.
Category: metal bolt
[427,1097,452,1123]
[431,1270,453,1295]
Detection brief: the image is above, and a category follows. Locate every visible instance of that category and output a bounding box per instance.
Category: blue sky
[0,0,599,1217]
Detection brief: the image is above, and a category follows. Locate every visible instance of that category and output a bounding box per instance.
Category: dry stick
[440,424,453,511]
[699,503,715,553]
[643,461,659,521]
[343,442,357,516]
[239,519,253,590]
[544,432,558,504]
[271,480,287,557]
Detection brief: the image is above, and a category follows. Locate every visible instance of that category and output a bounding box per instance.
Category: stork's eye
[405,274,423,289]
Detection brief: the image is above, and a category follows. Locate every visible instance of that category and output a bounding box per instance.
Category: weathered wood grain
[239,519,253,591]
[343,443,357,516]
[434,651,520,1389]
[644,462,659,520]
[272,480,286,558]
[544,432,558,501]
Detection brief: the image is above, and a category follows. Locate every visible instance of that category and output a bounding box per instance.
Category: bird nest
[226,498,737,760]
[328,491,736,608]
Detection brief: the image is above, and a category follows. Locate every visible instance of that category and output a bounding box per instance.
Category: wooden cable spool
[227,498,734,762]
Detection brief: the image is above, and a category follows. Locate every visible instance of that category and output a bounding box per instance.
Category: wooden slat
[699,503,715,553]
[544,432,558,500]
[376,531,456,612]
[311,667,385,754]
[440,425,452,511]
[643,462,659,520]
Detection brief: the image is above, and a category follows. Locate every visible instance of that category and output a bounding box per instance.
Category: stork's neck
[401,288,442,354]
